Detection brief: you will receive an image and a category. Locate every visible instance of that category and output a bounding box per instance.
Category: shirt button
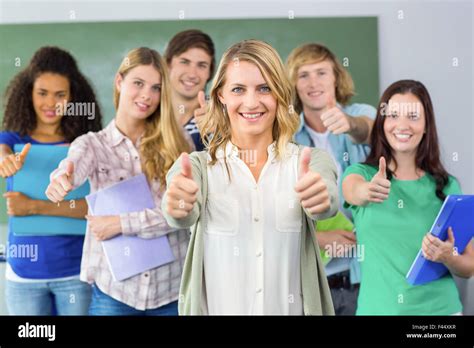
[254,217,259,222]
[256,251,262,257]
[254,185,258,190]
[144,273,149,277]
[256,288,262,293]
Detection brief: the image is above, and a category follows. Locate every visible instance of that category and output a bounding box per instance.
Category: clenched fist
[320,96,352,135]
[364,157,391,203]
[46,161,74,203]
[0,143,31,178]
[166,153,199,219]
[294,147,331,215]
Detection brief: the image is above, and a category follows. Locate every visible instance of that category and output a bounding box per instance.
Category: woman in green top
[342,80,474,315]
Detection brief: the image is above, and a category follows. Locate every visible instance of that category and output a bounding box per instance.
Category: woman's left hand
[422,227,456,263]
[86,215,122,241]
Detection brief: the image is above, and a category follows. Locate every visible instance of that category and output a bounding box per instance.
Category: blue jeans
[5,278,91,315]
[89,284,178,316]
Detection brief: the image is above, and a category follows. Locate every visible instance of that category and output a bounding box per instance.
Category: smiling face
[32,72,70,126]
[218,60,277,144]
[384,93,426,155]
[115,64,162,121]
[295,60,337,112]
[168,47,212,101]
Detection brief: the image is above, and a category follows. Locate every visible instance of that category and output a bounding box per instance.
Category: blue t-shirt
[0,131,85,279]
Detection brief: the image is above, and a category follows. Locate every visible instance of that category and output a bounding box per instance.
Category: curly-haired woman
[0,46,103,315]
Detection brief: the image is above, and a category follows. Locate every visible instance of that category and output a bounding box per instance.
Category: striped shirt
[50,120,190,310]
[183,116,205,151]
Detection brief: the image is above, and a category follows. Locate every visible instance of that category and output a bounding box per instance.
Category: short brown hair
[164,29,216,82]
[286,43,355,113]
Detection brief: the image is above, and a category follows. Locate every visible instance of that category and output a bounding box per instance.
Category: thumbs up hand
[45,161,75,203]
[166,153,199,219]
[193,91,208,130]
[294,147,331,215]
[422,227,456,264]
[320,95,353,135]
[365,157,391,203]
[0,143,31,178]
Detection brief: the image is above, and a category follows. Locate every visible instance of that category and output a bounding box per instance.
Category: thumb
[327,94,337,110]
[181,153,193,179]
[377,157,387,179]
[447,227,455,243]
[3,192,16,198]
[65,161,74,178]
[299,147,311,178]
[19,143,31,161]
[198,91,206,109]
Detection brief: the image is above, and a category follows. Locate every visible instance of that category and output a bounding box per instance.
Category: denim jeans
[88,284,178,316]
[5,278,91,315]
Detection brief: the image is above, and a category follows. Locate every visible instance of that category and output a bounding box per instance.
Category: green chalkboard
[0,17,379,223]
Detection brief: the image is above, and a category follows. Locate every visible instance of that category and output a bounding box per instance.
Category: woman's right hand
[362,157,391,204]
[166,153,199,219]
[45,161,74,203]
[0,143,31,178]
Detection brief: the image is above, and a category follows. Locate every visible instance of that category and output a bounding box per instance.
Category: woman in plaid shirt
[46,47,192,315]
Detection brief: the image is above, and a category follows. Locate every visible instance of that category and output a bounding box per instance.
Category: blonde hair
[114,47,191,186]
[200,39,299,165]
[286,43,355,114]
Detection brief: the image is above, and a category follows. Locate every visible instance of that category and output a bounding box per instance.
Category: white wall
[0,0,473,313]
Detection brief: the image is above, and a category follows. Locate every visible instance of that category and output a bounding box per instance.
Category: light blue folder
[86,173,175,281]
[406,195,474,286]
[11,144,89,236]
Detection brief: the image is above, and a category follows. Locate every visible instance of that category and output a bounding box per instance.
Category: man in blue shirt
[287,43,376,315]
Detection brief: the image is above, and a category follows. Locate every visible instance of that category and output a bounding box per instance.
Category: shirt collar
[106,119,144,148]
[216,141,277,161]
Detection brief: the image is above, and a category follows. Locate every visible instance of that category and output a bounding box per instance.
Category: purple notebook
[86,174,175,281]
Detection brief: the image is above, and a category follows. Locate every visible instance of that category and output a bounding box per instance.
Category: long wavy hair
[113,47,191,186]
[200,39,299,165]
[365,79,451,201]
[2,46,103,141]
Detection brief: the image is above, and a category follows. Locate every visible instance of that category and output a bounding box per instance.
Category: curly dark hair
[2,46,103,141]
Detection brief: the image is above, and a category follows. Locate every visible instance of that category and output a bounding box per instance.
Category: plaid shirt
[51,120,189,310]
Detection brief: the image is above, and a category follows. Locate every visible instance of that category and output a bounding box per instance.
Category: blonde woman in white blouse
[163,40,339,315]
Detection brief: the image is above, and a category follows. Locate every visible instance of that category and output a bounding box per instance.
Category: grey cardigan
[162,145,337,315]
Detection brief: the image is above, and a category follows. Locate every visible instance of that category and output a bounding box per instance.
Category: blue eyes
[231,86,271,93]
